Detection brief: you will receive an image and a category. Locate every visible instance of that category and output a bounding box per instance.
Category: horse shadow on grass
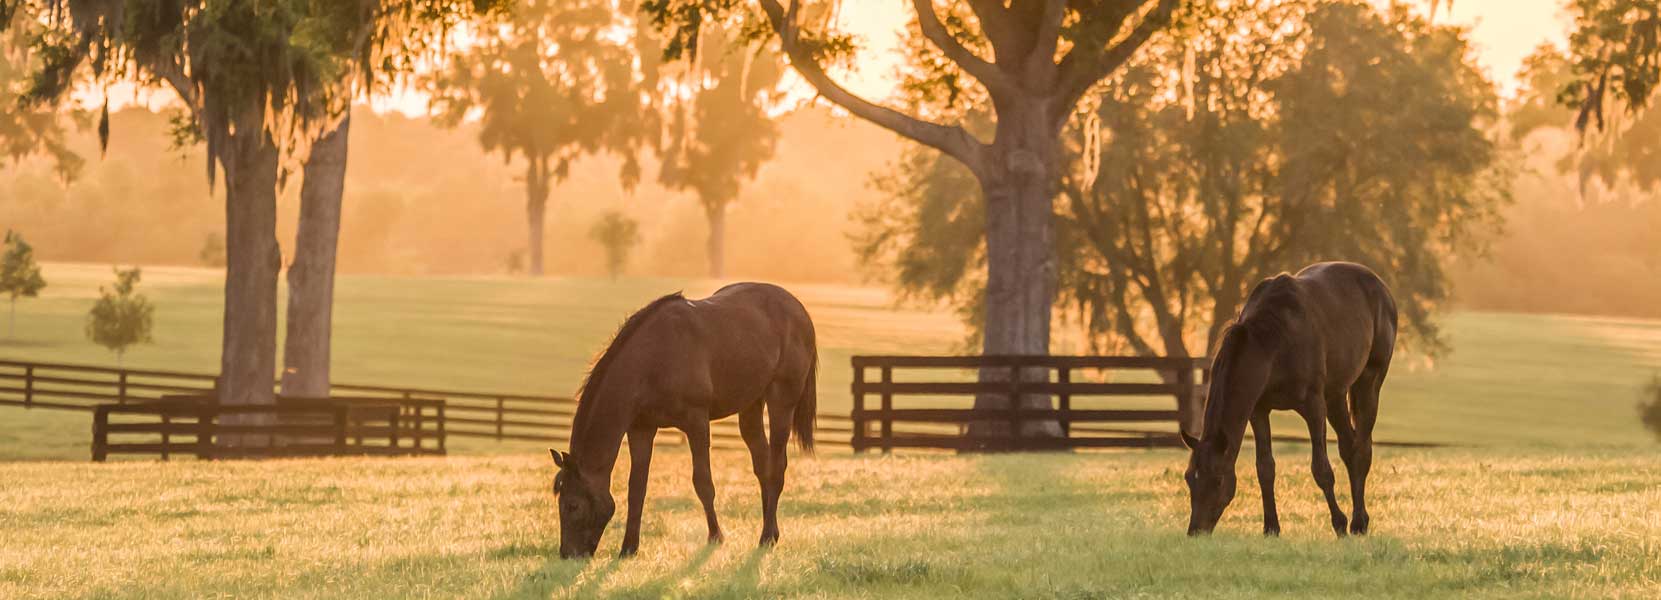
[493,543,768,599]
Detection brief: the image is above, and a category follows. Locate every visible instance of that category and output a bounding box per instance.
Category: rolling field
[3,263,1660,597]
[2,448,1658,599]
[3,263,1660,458]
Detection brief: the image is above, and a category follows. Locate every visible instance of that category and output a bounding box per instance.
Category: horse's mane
[570,292,685,446]
[1234,273,1302,350]
[1202,274,1302,440]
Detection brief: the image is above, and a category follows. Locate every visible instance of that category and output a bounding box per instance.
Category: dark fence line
[0,359,853,451]
[851,355,1210,452]
[93,396,444,461]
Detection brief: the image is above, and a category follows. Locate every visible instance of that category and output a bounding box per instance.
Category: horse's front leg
[619,424,657,558]
[683,415,723,544]
[1250,409,1280,537]
[1299,396,1348,537]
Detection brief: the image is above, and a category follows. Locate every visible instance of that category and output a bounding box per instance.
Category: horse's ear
[1180,430,1200,450]
[550,449,565,468]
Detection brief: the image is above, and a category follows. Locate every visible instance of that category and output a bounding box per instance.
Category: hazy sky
[114,1,1571,116]
[808,0,1570,102]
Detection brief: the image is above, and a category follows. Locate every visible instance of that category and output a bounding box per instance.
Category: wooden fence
[0,359,854,452]
[851,355,1210,452]
[92,396,445,461]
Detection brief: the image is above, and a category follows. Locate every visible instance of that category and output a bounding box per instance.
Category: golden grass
[2,446,1657,598]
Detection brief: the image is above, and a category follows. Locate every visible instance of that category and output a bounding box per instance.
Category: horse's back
[1292,262,1397,376]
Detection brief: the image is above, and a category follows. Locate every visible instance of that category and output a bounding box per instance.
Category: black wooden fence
[851,355,1210,452]
[92,395,445,461]
[0,359,854,453]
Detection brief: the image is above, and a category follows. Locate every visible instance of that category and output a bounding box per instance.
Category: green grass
[4,264,1661,596]
[1,447,1658,598]
[5,263,1660,459]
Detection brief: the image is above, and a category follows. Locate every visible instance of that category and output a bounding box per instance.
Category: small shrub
[588,211,641,280]
[86,267,155,365]
[1640,374,1661,442]
[0,230,48,338]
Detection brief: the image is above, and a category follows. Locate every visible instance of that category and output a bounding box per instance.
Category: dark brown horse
[1182,262,1396,537]
[550,282,817,558]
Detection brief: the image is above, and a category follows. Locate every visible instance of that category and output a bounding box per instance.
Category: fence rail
[92,396,444,461]
[0,359,853,452]
[850,355,1210,452]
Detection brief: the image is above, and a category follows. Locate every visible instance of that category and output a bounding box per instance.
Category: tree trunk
[218,120,283,447]
[525,162,550,277]
[706,203,727,279]
[967,100,1063,442]
[281,116,350,400]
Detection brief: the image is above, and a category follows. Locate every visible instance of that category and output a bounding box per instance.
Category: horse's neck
[570,408,629,486]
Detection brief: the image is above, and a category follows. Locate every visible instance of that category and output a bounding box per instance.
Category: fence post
[851,363,866,453]
[496,396,505,441]
[1058,366,1072,440]
[161,413,172,461]
[118,372,128,404]
[1008,361,1022,451]
[437,402,447,454]
[334,405,350,454]
[92,405,109,462]
[389,405,401,452]
[1175,363,1196,439]
[23,365,33,408]
[196,404,214,460]
[880,365,893,454]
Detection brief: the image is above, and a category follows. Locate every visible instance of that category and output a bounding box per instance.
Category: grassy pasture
[2,447,1658,599]
[3,263,1660,460]
[2,264,1661,597]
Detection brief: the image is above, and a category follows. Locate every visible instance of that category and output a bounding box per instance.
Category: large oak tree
[4,0,502,426]
[647,0,1182,432]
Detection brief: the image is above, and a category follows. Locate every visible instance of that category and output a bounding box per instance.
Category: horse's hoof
[618,547,639,559]
[1351,515,1370,536]
[759,531,780,547]
[707,532,725,545]
[1263,527,1280,537]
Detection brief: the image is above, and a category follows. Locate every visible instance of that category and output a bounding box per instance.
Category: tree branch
[1052,0,1181,122]
[759,0,985,170]
[912,0,1014,97]
[1024,0,1066,81]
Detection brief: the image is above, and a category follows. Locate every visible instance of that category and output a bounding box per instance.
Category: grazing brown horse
[550,282,817,558]
[1182,262,1396,537]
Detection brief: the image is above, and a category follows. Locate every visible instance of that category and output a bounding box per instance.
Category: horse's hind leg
[738,402,778,545]
[683,416,723,544]
[1250,409,1280,536]
[761,384,798,546]
[620,424,657,557]
[1298,393,1348,537]
[1347,367,1386,535]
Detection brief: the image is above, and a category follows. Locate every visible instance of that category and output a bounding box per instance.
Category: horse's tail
[794,349,818,454]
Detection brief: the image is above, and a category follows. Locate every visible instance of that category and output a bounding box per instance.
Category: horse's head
[551,449,614,558]
[1181,429,1237,535]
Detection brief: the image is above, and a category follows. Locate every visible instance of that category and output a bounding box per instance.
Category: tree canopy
[0,15,79,180]
[656,17,785,278]
[859,1,1508,358]
[428,0,656,275]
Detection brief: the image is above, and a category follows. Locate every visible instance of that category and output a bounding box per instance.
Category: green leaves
[1563,0,1661,129]
[0,229,47,301]
[588,211,641,279]
[85,266,154,359]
